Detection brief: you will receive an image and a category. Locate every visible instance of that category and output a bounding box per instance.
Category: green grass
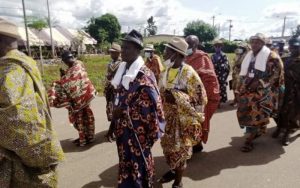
[42,53,235,96]
[43,55,110,95]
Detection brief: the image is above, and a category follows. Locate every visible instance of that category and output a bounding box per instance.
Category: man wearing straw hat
[158,37,207,188]
[144,44,164,82]
[105,43,122,139]
[0,17,64,187]
[211,39,230,107]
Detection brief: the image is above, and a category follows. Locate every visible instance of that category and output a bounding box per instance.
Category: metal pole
[22,0,31,56]
[47,0,55,58]
[282,16,286,37]
[228,20,232,41]
[212,16,215,27]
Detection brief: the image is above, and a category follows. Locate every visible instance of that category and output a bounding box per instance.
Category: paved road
[53,95,300,188]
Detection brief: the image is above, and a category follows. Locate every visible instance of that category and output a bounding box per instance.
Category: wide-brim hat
[213,39,224,46]
[0,17,21,39]
[109,43,121,52]
[144,44,154,51]
[164,37,188,56]
[250,33,266,43]
[121,29,143,49]
[237,42,251,50]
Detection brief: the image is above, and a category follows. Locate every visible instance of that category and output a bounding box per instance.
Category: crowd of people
[1,16,300,188]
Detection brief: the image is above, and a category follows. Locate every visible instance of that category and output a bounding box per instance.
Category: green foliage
[152,42,167,55]
[86,14,121,45]
[203,40,239,53]
[27,17,48,31]
[184,20,218,43]
[43,55,111,95]
[146,16,157,36]
[292,25,300,36]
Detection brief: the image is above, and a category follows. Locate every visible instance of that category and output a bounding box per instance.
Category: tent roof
[17,26,97,47]
[17,27,43,46]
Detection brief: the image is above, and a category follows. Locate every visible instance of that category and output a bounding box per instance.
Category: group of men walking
[0,16,300,188]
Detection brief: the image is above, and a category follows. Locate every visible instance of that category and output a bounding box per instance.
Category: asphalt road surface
[53,94,300,188]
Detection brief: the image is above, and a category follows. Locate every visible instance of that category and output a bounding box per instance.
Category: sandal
[172,182,183,188]
[241,142,254,152]
[72,138,80,144]
[157,170,175,183]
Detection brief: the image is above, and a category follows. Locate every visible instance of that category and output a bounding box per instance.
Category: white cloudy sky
[0,0,300,40]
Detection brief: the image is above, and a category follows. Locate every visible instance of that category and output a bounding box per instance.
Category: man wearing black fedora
[107,30,165,188]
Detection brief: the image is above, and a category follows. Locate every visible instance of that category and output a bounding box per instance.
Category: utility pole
[46,0,55,58]
[22,0,31,56]
[228,19,233,41]
[281,16,287,37]
[212,15,215,27]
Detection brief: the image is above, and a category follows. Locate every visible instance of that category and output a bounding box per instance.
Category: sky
[0,0,300,40]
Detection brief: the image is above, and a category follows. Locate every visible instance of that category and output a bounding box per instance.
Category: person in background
[0,17,64,187]
[48,51,97,147]
[107,30,165,188]
[230,43,250,106]
[211,39,230,108]
[104,43,122,140]
[144,44,164,82]
[185,35,220,152]
[272,35,300,145]
[158,37,207,188]
[277,39,286,57]
[237,33,284,152]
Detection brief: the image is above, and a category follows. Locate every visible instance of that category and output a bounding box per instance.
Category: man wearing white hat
[158,37,207,188]
[144,44,164,82]
[0,17,64,187]
[105,43,122,139]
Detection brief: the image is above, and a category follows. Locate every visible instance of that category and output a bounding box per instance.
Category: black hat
[121,29,143,49]
[61,50,73,60]
[289,36,300,47]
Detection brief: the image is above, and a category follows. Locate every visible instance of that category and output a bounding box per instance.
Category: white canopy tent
[18,27,44,46]
[17,27,97,47]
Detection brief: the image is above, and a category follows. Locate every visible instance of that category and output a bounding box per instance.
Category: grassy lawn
[43,55,110,95]
[42,53,236,96]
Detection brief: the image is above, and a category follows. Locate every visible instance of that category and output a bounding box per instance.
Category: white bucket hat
[164,37,188,56]
[0,17,21,39]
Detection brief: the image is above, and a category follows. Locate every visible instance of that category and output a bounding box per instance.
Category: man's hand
[59,68,66,77]
[164,90,176,104]
[247,80,260,92]
[113,107,124,120]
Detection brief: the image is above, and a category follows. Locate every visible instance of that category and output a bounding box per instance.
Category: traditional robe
[0,49,64,188]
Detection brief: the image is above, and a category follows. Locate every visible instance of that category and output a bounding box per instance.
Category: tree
[184,20,218,43]
[292,25,300,36]
[146,16,157,36]
[85,14,121,44]
[27,16,48,31]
